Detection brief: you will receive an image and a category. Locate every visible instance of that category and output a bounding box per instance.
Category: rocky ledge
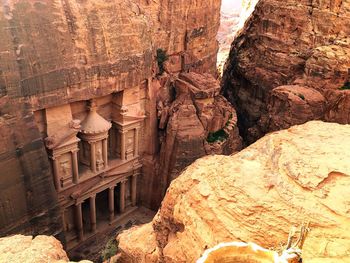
[117,121,350,263]
[0,235,91,263]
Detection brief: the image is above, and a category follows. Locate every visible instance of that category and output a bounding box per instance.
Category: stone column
[52,157,61,191]
[90,142,96,172]
[62,208,67,232]
[75,202,84,241]
[119,180,127,213]
[102,138,108,168]
[120,131,126,160]
[89,195,97,233]
[134,128,140,157]
[131,174,138,206]
[72,151,79,184]
[108,186,115,222]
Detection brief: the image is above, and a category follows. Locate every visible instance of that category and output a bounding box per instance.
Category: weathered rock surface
[118,121,350,263]
[223,0,350,142]
[0,0,221,237]
[0,235,91,263]
[324,89,350,124]
[155,72,242,202]
[266,85,326,131]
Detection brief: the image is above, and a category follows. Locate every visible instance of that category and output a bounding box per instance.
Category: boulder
[267,85,326,131]
[0,235,91,263]
[118,121,350,263]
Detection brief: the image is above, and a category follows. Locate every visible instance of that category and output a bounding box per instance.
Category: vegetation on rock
[339,82,350,90]
[298,93,305,100]
[101,238,118,261]
[207,114,232,143]
[207,129,228,143]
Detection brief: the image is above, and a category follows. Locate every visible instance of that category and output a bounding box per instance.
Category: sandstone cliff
[0,235,91,263]
[118,121,350,263]
[0,0,221,237]
[155,72,242,202]
[222,0,350,143]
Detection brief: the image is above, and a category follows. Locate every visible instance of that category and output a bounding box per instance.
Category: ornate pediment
[45,120,81,150]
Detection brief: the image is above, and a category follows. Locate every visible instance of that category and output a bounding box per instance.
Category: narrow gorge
[0,0,349,263]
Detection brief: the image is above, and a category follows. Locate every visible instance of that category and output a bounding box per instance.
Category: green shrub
[156,48,168,75]
[101,238,118,261]
[298,93,305,100]
[339,82,350,90]
[207,129,228,143]
[207,115,233,143]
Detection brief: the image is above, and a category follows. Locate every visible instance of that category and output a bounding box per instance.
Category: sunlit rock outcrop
[118,121,350,263]
[0,235,91,263]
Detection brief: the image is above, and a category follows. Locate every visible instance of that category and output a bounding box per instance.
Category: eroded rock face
[118,121,350,263]
[155,72,242,204]
[324,89,350,124]
[0,0,221,237]
[0,235,91,263]
[266,85,326,131]
[222,0,350,142]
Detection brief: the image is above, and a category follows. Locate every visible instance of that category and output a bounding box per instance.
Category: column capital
[75,200,84,206]
[133,171,141,176]
[51,155,61,161]
[120,178,128,184]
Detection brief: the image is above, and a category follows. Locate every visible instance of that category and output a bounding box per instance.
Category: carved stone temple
[0,0,223,255]
[38,90,145,249]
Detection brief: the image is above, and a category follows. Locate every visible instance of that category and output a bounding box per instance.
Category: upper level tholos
[34,87,146,248]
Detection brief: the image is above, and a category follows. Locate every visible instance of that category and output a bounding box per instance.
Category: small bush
[207,129,228,143]
[207,115,233,143]
[339,82,350,90]
[101,238,118,261]
[156,48,168,75]
[298,93,305,100]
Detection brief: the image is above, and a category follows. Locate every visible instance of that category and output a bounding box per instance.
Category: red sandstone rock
[223,0,350,142]
[324,89,350,124]
[267,85,326,131]
[118,121,350,263]
[0,0,221,239]
[0,235,91,263]
[156,72,242,201]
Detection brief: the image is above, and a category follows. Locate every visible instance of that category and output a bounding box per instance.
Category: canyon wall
[0,0,221,239]
[222,0,350,143]
[118,121,350,263]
